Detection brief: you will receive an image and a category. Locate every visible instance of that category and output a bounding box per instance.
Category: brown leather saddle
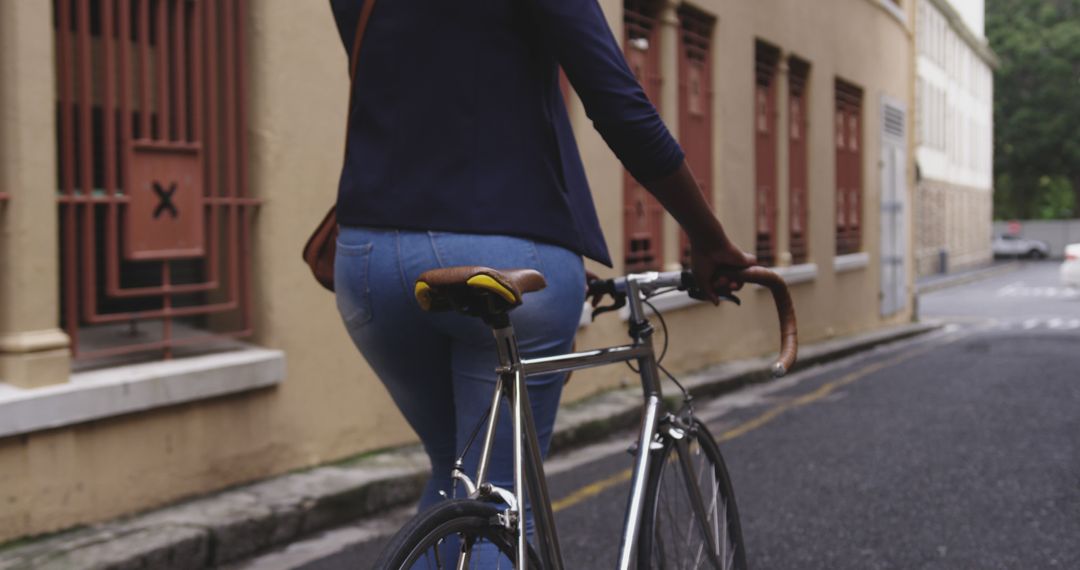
[414,266,546,316]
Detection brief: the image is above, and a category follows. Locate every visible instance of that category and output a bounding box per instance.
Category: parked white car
[1062,244,1080,288]
[992,234,1051,259]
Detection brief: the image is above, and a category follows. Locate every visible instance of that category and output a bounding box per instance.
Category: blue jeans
[334,226,585,513]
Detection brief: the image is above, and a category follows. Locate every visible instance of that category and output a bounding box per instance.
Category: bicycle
[373,264,798,569]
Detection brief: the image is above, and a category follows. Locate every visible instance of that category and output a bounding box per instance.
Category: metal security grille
[754,41,781,267]
[623,0,664,272]
[677,6,715,267]
[55,0,257,362]
[788,57,811,265]
[835,79,864,255]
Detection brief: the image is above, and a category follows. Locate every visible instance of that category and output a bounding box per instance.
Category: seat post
[488,314,520,371]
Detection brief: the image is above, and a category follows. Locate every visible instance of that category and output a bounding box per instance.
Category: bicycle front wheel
[373,499,541,569]
[638,419,747,570]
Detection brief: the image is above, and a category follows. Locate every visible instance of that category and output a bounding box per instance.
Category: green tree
[987,0,1080,219]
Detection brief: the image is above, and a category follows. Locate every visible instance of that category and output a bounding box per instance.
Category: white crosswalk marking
[995,283,1080,299]
[1006,317,1080,331]
[997,284,1021,297]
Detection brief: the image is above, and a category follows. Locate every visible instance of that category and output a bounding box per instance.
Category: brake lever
[591,293,627,321]
[687,287,742,305]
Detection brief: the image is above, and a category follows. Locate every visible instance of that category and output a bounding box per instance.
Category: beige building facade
[0,0,915,542]
[914,0,997,276]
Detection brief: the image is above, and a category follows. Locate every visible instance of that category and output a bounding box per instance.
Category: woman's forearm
[643,160,731,248]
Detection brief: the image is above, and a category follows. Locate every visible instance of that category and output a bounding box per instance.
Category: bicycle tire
[637,419,748,570]
[373,499,542,569]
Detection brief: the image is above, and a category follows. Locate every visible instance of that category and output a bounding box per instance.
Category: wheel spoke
[640,422,744,570]
[432,536,445,569]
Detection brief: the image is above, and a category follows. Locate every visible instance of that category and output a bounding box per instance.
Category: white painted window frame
[834,251,871,273]
[0,347,285,438]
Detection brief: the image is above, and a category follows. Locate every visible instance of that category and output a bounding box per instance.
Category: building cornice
[926,0,1001,69]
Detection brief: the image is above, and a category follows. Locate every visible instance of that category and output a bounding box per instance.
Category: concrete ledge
[0,347,285,438]
[834,252,871,274]
[0,322,937,569]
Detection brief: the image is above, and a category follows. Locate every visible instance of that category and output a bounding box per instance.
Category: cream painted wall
[0,0,70,390]
[563,0,917,394]
[0,0,915,542]
[0,1,416,542]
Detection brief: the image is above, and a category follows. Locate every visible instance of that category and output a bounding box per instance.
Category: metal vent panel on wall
[884,104,906,139]
[880,97,908,317]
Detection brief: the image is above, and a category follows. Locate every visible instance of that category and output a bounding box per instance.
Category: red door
[677,7,715,267]
[754,42,781,267]
[788,58,811,265]
[623,1,665,272]
[835,80,864,255]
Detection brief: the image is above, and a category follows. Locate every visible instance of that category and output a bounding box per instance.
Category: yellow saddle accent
[413,266,547,314]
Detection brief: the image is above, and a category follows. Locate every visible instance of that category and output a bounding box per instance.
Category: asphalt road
[543,262,1080,569]
[252,261,1080,568]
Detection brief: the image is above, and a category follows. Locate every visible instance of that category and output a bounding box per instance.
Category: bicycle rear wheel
[637,418,747,570]
[373,499,541,569]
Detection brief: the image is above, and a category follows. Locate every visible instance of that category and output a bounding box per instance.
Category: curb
[0,322,939,570]
[915,261,1021,295]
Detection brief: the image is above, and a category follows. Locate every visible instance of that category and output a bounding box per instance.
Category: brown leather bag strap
[343,1,377,155]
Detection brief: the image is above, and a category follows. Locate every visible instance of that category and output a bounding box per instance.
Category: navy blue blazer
[329,0,684,267]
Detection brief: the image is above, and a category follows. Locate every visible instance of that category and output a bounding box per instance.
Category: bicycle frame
[455,274,676,570]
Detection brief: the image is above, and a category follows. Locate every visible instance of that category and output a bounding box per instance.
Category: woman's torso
[329,0,611,266]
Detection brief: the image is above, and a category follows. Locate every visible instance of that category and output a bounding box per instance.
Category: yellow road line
[551,468,633,512]
[551,336,958,513]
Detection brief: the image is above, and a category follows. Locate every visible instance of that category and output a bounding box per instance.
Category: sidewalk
[915,261,1021,295]
[0,322,938,570]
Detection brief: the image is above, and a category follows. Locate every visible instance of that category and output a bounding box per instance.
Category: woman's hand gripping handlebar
[697,267,798,377]
[587,267,799,378]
